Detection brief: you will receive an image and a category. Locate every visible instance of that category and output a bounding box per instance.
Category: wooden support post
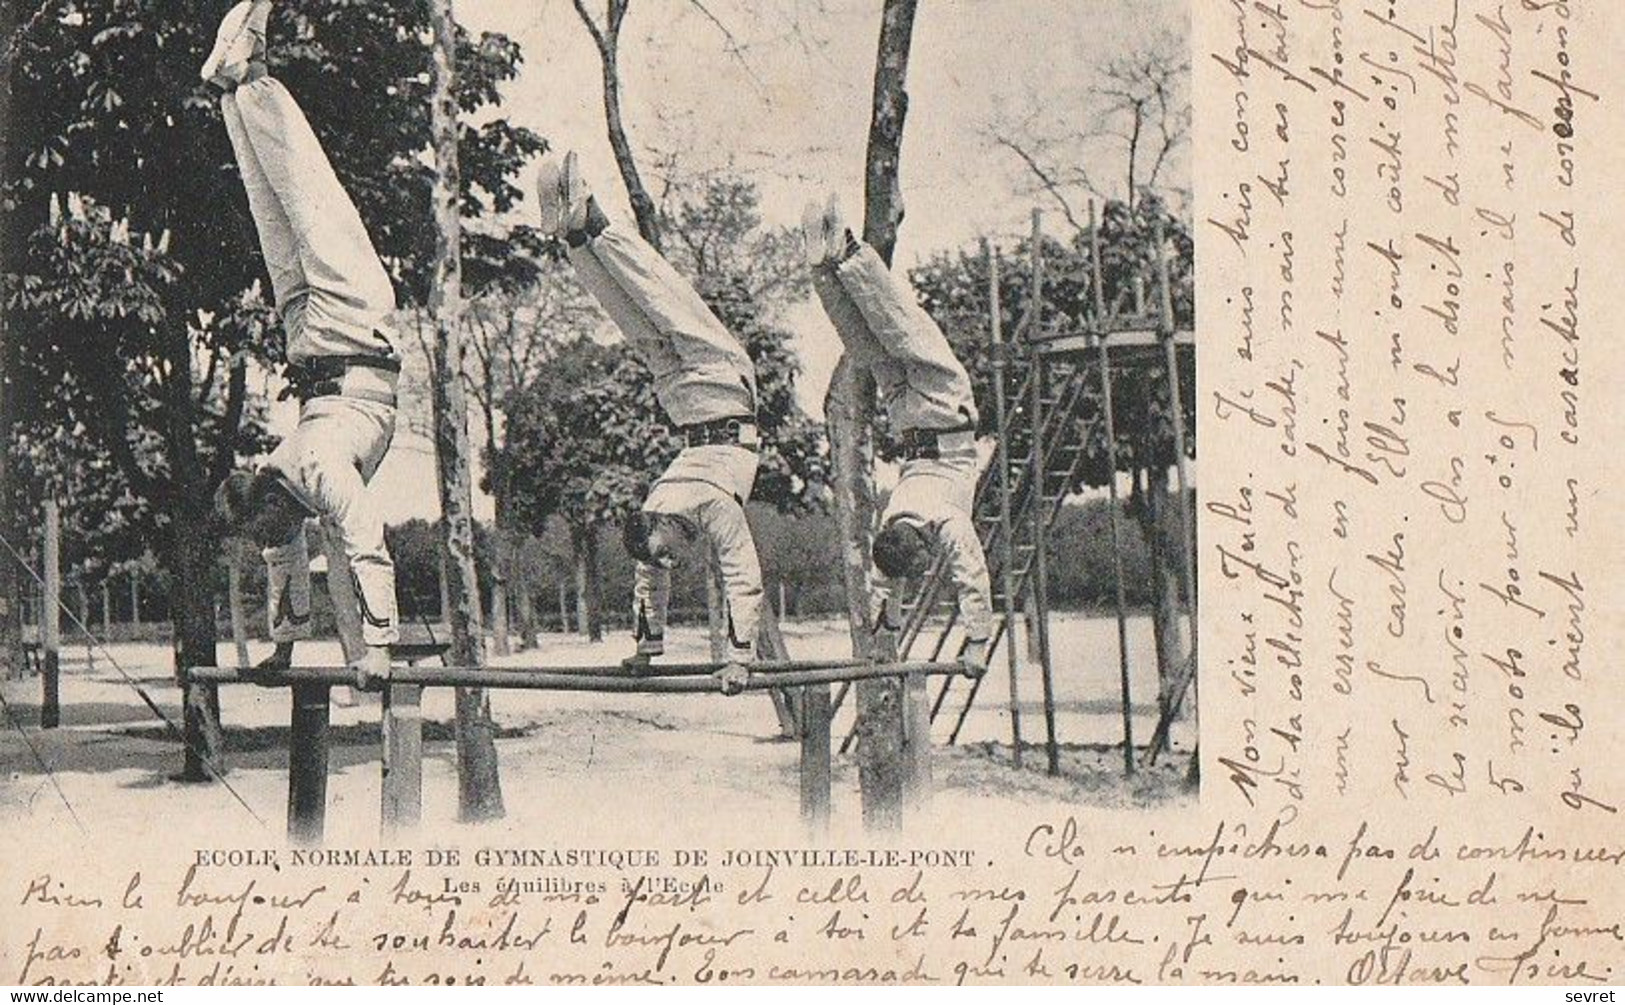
[287,683,331,845]
[129,570,141,630]
[799,683,831,832]
[1154,217,1198,629]
[987,243,1023,768]
[1026,212,1059,776]
[901,667,931,812]
[1154,217,1199,746]
[1092,202,1136,776]
[41,500,60,729]
[856,605,905,831]
[1099,342,1136,777]
[876,609,929,812]
[381,683,424,838]
[100,580,112,639]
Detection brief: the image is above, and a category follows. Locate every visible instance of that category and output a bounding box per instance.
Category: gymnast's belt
[281,352,400,407]
[900,424,975,460]
[680,415,760,449]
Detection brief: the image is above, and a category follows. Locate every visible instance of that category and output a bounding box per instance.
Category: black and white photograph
[3,0,1622,992]
[0,0,1195,843]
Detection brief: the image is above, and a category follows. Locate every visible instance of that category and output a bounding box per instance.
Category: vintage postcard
[0,0,1620,987]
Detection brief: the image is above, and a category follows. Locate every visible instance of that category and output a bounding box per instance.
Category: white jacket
[633,445,763,660]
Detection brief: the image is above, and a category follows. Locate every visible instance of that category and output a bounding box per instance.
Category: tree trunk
[154,312,226,782]
[490,536,510,657]
[862,0,919,265]
[583,523,605,642]
[514,580,534,651]
[173,525,224,781]
[41,500,60,727]
[437,550,451,623]
[831,0,918,654]
[429,0,504,822]
[598,49,661,249]
[486,403,511,657]
[0,0,20,681]
[849,0,919,830]
[75,581,92,670]
[558,579,572,635]
[571,530,590,638]
[569,523,604,642]
[1142,465,1184,721]
[827,357,879,654]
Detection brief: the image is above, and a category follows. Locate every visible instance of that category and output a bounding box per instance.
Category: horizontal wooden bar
[185,661,970,693]
[1032,328,1195,355]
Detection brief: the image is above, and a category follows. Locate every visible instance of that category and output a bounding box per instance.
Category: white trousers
[221,77,398,361]
[566,227,756,428]
[812,242,978,434]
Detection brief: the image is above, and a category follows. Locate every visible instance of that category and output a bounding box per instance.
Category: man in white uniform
[206,1,400,686]
[537,153,763,694]
[803,198,991,674]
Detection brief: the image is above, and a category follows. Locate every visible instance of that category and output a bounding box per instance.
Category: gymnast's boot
[801,199,829,268]
[536,150,593,237]
[201,0,271,90]
[801,193,852,267]
[620,635,664,675]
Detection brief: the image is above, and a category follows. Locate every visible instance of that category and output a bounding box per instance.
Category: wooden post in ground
[874,601,930,813]
[287,683,331,844]
[856,602,905,830]
[1025,212,1059,776]
[900,669,932,812]
[381,683,424,838]
[41,500,60,728]
[987,244,1024,767]
[129,570,141,632]
[799,682,831,832]
[100,580,111,639]
[1092,202,1136,776]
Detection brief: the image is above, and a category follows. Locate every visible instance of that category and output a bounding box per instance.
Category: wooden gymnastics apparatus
[186,654,972,844]
[830,204,1197,778]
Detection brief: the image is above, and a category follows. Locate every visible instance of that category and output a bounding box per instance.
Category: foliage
[657,172,808,311]
[2,0,543,603]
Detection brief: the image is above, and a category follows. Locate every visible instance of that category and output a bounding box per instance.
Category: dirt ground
[0,614,1195,844]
